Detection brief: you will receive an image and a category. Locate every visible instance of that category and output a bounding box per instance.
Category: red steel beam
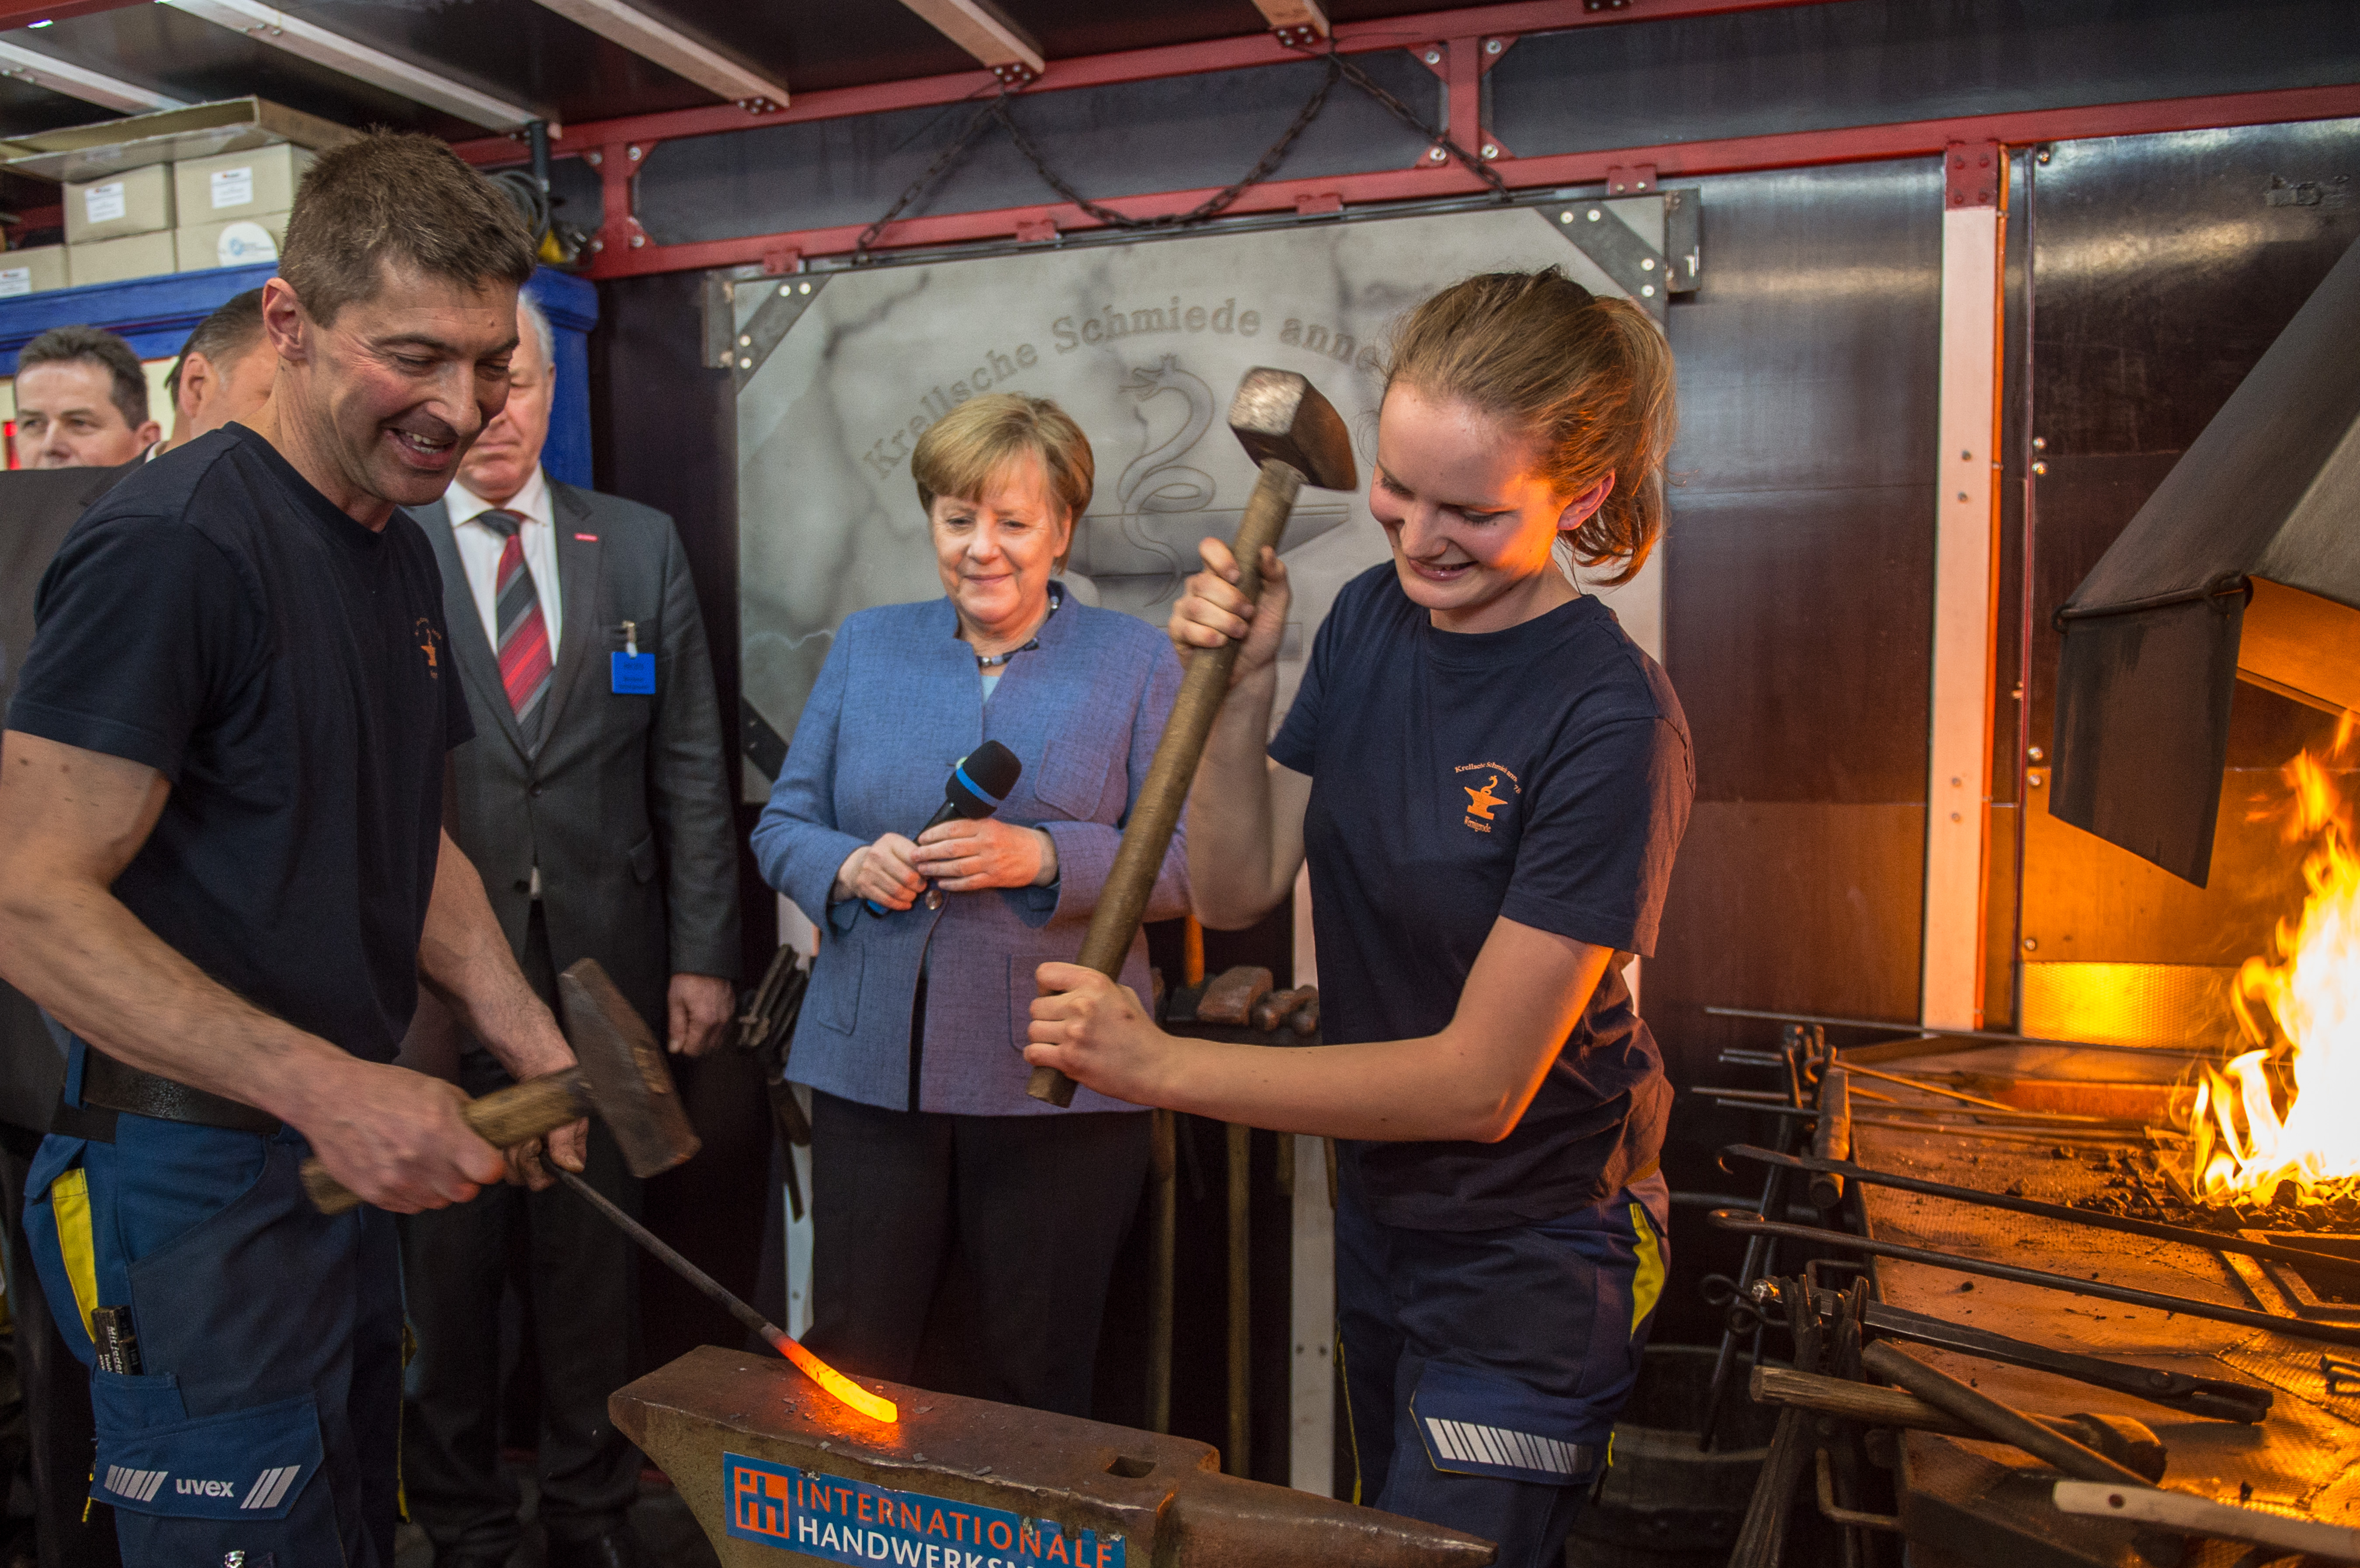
[0,0,146,28]
[569,80,2360,281]
[449,0,1840,167]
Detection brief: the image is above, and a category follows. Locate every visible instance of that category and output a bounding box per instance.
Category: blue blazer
[750,591,1188,1116]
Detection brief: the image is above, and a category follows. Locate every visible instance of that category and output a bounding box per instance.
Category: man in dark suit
[0,462,135,1568]
[399,293,740,1568]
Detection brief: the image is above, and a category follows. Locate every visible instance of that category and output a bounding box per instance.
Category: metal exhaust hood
[2051,233,2360,887]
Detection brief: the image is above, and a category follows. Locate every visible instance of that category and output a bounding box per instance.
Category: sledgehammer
[302,958,701,1214]
[1028,368,1357,1106]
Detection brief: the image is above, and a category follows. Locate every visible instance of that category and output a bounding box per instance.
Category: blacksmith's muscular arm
[415,829,586,1176]
[0,731,507,1211]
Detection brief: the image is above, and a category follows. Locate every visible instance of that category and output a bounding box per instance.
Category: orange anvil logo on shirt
[1453,761,1521,834]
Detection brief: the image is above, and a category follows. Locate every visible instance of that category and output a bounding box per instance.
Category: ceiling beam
[896,0,1045,84]
[1250,0,1329,43]
[454,0,1849,166]
[0,38,184,112]
[525,0,788,112]
[159,0,551,132]
[0,0,148,28]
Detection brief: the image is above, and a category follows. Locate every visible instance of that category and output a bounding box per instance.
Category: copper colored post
[1227,1119,1252,1477]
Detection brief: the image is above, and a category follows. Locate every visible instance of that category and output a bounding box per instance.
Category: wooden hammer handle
[302,1068,592,1214]
[1028,458,1304,1106]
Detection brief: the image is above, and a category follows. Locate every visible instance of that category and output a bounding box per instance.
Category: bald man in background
[153,288,274,456]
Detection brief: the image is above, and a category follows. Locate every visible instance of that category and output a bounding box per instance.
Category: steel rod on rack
[1707,1210,2360,1349]
[1726,1144,2360,1290]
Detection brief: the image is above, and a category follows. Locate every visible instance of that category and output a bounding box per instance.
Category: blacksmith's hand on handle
[1169,535,1291,686]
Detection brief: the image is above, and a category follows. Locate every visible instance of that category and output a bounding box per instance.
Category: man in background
[153,288,273,456]
[0,285,269,1568]
[9,326,156,469]
[402,291,739,1568]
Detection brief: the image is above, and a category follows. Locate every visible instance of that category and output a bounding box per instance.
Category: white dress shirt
[446,465,562,652]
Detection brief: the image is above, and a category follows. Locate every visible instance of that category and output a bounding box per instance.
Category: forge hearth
[1791,1044,2360,1567]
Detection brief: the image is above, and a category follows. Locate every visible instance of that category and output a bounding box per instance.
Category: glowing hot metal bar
[555,1169,898,1425]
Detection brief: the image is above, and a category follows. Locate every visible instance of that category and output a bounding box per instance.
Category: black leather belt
[78,1051,281,1137]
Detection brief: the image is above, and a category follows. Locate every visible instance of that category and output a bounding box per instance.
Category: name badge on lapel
[611,620,655,694]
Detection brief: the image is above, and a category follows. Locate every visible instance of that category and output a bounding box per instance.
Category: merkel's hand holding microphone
[868,741,1023,915]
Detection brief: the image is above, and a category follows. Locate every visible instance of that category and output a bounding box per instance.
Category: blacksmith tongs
[1863,1301,2273,1423]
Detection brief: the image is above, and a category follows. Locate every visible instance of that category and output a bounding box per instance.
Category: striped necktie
[477,508,552,742]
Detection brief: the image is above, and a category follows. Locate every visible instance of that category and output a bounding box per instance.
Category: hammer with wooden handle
[1027,368,1358,1107]
[303,958,702,1214]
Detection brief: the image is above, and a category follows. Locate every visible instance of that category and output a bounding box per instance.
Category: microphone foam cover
[944,740,1023,819]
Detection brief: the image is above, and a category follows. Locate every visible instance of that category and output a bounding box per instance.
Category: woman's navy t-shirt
[1268,563,1692,1230]
[6,424,470,1069]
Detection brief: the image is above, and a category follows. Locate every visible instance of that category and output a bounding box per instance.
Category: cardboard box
[176,210,287,272]
[0,245,67,297]
[64,163,172,243]
[67,230,177,287]
[174,145,313,224]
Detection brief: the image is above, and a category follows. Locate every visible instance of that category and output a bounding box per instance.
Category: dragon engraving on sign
[1071,355,1352,617]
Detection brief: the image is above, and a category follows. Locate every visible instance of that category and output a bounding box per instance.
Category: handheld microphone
[867,740,1023,914]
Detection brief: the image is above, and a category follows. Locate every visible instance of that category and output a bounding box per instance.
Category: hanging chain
[851,40,1510,260]
[992,55,1340,231]
[853,94,1008,261]
[1313,45,1511,201]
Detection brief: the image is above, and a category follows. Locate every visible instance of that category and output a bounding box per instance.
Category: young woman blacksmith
[1024,268,1692,1566]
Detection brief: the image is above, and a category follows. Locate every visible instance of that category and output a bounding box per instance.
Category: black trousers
[397,906,642,1557]
[805,1090,1150,1419]
[0,1131,118,1568]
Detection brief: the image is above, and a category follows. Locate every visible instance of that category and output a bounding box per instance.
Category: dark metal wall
[1647,156,1944,1082]
[1492,0,2360,157]
[2012,121,2360,976]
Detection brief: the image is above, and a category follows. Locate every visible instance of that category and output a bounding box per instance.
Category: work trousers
[1336,1157,1670,1568]
[399,905,643,1559]
[804,1091,1150,1418]
[23,1116,404,1567]
[0,1131,118,1568]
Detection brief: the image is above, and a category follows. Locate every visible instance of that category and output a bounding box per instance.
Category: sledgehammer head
[557,959,701,1179]
[1229,367,1358,491]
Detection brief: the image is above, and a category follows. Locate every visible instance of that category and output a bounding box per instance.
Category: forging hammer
[303,958,702,1214]
[1028,368,1358,1106]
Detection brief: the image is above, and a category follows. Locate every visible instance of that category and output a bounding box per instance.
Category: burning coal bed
[2061,729,2360,1295]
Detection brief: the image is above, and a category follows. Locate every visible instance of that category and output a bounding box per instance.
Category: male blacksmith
[401,289,739,1568]
[0,132,585,1566]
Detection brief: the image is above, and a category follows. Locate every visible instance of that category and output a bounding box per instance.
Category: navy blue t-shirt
[6,425,471,1069]
[1270,564,1692,1229]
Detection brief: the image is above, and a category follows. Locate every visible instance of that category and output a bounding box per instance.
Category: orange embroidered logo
[415,618,443,679]
[1464,776,1506,820]
[1451,762,1521,834]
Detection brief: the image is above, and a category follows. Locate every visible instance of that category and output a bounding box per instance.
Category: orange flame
[2184,715,2360,1207]
[769,1330,899,1424]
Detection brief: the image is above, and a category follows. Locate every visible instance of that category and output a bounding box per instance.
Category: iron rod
[1707,1210,2360,1349]
[1702,1005,2218,1059]
[1726,1145,2360,1289]
[1860,1343,2150,1488]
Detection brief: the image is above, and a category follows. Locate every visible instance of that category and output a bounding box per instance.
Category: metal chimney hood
[2051,233,2360,887]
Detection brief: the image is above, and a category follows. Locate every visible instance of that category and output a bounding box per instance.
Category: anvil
[614,1347,1496,1568]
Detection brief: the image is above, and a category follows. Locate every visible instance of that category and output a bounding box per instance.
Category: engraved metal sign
[729,198,1680,793]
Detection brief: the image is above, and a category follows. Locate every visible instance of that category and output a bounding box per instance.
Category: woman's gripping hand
[911,817,1057,892]
[1169,537,1289,686]
[1026,963,1169,1107]
[833,834,925,909]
